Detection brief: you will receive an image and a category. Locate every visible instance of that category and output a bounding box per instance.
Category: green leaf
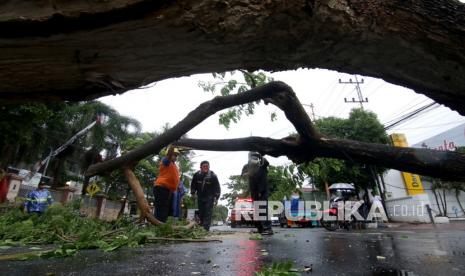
[249,234,263,240]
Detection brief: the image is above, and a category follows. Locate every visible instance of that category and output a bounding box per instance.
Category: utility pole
[302,103,316,121]
[339,75,368,109]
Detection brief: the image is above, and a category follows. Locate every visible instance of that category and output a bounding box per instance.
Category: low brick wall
[80,195,127,221]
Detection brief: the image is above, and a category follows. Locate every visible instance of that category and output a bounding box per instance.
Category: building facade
[383,123,465,223]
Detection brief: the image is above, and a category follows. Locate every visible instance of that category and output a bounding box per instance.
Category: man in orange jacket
[154,146,180,222]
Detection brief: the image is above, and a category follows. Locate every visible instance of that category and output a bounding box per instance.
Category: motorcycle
[320,196,352,231]
[320,183,365,231]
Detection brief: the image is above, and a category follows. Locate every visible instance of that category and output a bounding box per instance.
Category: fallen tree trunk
[0,0,464,116]
[174,136,465,181]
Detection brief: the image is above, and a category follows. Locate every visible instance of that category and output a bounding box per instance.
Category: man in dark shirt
[191,161,221,231]
[242,152,273,235]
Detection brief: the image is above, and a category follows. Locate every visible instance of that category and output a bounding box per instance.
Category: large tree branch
[175,137,465,181]
[87,81,316,175]
[123,167,195,228]
[89,80,465,181]
[123,167,163,226]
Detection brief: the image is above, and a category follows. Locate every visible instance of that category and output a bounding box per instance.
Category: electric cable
[390,120,465,130]
[384,102,439,130]
[382,98,432,126]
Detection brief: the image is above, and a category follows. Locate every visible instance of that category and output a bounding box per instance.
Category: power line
[317,80,341,115]
[328,84,353,116]
[322,84,345,116]
[389,120,465,130]
[386,106,453,132]
[382,98,432,125]
[384,102,439,130]
[363,80,386,99]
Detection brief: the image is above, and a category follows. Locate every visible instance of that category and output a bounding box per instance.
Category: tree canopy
[0,101,141,187]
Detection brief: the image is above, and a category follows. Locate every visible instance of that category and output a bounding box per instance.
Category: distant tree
[0,102,64,168]
[212,205,228,222]
[297,108,389,193]
[221,175,249,209]
[0,101,141,189]
[267,165,300,201]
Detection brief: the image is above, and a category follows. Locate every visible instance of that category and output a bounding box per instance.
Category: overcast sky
[100,69,465,189]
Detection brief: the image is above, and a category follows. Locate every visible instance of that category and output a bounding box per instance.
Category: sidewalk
[382,220,465,230]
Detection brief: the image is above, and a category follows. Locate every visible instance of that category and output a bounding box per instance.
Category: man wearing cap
[191,161,221,231]
[154,146,180,222]
[24,182,53,215]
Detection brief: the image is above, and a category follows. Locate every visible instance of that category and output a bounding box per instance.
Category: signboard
[390,134,425,195]
[412,123,465,151]
[86,182,101,197]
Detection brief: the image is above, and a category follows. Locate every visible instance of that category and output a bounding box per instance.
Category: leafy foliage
[0,203,207,259]
[198,70,275,129]
[268,165,301,201]
[212,205,228,221]
[255,261,301,276]
[221,175,249,208]
[0,101,141,189]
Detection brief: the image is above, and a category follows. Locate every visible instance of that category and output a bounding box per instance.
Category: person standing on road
[191,161,221,231]
[154,146,180,223]
[24,182,53,215]
[242,152,273,235]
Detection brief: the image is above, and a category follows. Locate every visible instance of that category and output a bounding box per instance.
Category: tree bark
[0,0,464,116]
[122,167,196,228]
[122,167,163,226]
[174,136,465,181]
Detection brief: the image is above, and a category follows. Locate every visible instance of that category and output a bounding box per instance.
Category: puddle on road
[234,239,261,276]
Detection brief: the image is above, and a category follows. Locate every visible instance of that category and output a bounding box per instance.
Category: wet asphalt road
[1,223,465,276]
